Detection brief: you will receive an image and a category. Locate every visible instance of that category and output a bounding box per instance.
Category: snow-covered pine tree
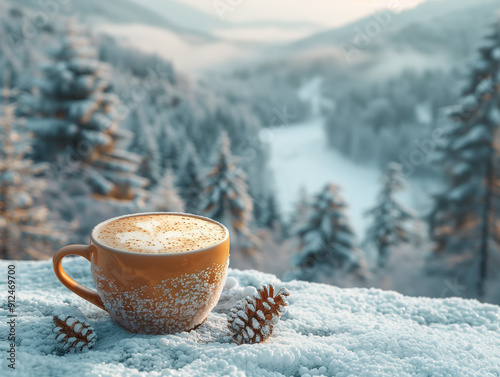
[201,131,257,254]
[428,21,500,298]
[248,185,266,227]
[177,142,204,214]
[0,99,65,259]
[285,186,310,238]
[263,193,282,231]
[149,167,185,212]
[292,186,309,221]
[364,162,415,267]
[248,186,281,232]
[129,107,161,187]
[0,6,35,93]
[157,117,182,173]
[291,183,362,281]
[24,23,147,204]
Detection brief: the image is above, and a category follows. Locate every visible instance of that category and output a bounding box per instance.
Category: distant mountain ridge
[236,0,500,89]
[129,0,321,34]
[7,0,216,41]
[286,0,499,55]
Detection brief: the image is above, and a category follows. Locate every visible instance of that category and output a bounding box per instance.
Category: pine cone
[52,307,96,353]
[227,284,290,345]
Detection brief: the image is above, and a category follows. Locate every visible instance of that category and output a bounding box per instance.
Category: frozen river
[268,118,437,235]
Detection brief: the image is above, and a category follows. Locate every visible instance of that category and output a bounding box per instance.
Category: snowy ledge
[1,259,500,377]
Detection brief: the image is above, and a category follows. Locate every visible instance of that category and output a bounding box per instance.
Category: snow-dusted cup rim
[90,212,229,256]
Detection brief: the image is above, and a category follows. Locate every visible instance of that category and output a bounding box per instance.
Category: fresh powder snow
[1,258,500,377]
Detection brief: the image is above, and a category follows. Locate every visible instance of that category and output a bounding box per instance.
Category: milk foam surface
[94,214,226,253]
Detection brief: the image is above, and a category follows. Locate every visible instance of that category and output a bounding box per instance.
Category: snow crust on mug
[94,214,226,253]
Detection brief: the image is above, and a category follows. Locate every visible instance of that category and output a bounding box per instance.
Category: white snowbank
[1,258,500,376]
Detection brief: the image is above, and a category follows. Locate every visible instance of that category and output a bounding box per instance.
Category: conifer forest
[2,0,500,304]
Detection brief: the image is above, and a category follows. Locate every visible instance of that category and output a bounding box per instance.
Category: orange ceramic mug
[53,212,230,334]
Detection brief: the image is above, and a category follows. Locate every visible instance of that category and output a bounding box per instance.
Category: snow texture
[1,258,500,377]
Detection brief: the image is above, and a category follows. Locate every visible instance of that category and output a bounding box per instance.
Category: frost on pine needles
[289,183,364,281]
[24,23,148,205]
[363,162,415,267]
[201,131,259,256]
[52,307,96,354]
[227,283,290,345]
[427,19,500,297]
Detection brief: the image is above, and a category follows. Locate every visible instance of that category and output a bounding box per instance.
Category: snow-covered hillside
[96,24,249,72]
[2,259,500,377]
[268,118,437,233]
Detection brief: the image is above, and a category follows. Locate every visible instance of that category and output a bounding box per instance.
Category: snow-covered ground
[268,118,436,234]
[2,259,500,377]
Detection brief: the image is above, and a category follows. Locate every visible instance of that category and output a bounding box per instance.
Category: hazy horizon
[176,0,429,28]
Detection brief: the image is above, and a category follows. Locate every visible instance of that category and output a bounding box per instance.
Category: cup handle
[53,245,106,311]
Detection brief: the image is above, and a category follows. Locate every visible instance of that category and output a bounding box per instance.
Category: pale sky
[182,0,430,27]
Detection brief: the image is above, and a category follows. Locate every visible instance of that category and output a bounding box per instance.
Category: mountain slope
[129,0,225,33]
[7,0,214,40]
[96,23,249,72]
[240,0,500,91]
[129,0,321,35]
[288,0,498,54]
